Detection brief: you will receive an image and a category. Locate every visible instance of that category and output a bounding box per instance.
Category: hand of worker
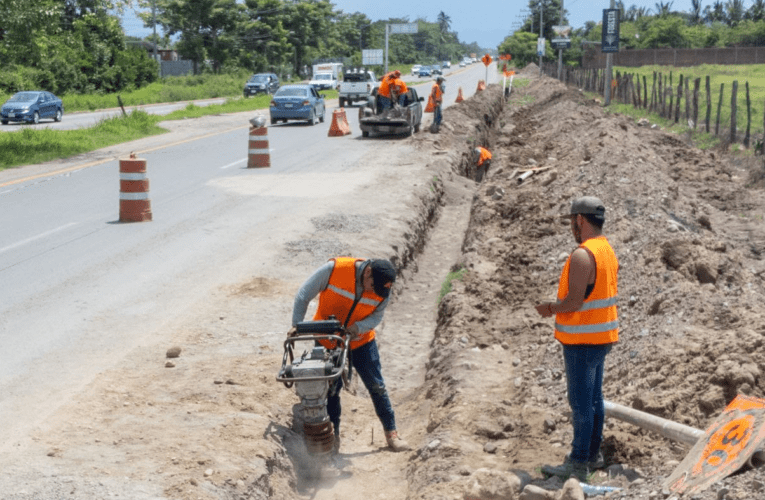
[535,302,555,318]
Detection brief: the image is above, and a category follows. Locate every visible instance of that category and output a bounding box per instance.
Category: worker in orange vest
[378,70,407,110]
[473,146,492,182]
[377,71,394,111]
[430,76,445,132]
[535,196,619,481]
[290,257,411,453]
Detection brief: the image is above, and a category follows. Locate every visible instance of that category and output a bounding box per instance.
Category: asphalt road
[0,62,496,449]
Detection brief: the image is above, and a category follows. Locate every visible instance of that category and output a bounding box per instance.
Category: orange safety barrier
[455,87,464,103]
[328,108,351,136]
[424,94,435,113]
[476,80,486,92]
[119,155,152,223]
[247,126,270,168]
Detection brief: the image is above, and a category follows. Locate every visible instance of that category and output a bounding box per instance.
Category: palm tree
[654,1,674,17]
[746,0,765,21]
[437,11,451,61]
[690,0,703,24]
[726,0,744,25]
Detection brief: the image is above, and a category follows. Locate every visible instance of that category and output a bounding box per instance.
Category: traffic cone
[119,154,152,222]
[425,94,435,113]
[455,87,464,103]
[328,108,351,136]
[247,125,270,168]
[476,80,486,92]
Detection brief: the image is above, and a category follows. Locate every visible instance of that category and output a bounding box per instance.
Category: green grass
[0,111,166,169]
[438,266,467,304]
[614,63,765,142]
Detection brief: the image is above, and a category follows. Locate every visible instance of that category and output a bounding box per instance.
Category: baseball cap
[567,196,606,221]
[369,259,396,298]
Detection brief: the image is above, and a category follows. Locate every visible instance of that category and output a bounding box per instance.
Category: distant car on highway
[418,66,432,78]
[269,84,326,125]
[1,91,63,125]
[411,64,422,75]
[431,65,442,76]
[442,61,451,68]
[243,73,279,97]
[459,60,467,67]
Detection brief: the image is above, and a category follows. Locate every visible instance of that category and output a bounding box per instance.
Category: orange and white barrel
[119,157,152,222]
[247,126,270,168]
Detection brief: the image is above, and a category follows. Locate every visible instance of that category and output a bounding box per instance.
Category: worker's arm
[347,296,390,335]
[535,247,595,317]
[292,261,334,326]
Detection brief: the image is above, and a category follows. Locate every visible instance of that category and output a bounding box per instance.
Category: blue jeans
[562,343,612,463]
[433,104,442,125]
[378,96,392,110]
[328,339,396,435]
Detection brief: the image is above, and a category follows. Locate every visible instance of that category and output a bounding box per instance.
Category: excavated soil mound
[405,73,765,499]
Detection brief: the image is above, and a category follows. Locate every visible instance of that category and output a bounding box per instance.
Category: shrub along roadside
[0,93,277,171]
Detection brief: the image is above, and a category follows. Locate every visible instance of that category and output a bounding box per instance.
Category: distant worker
[535,196,619,481]
[430,76,446,133]
[473,147,492,182]
[290,257,411,454]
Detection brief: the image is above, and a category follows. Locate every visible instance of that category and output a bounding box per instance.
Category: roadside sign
[389,23,418,34]
[362,49,383,65]
[537,37,545,56]
[664,395,765,496]
[482,54,492,66]
[602,9,620,53]
[551,39,571,50]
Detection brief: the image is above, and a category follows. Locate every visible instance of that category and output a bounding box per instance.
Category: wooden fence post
[675,74,683,123]
[684,77,691,124]
[659,73,665,117]
[693,78,700,129]
[716,83,724,136]
[762,99,765,154]
[731,80,738,144]
[652,72,657,112]
[745,81,751,148]
[643,75,648,109]
[705,76,711,133]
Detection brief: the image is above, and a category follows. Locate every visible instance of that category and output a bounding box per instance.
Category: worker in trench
[473,146,492,182]
[534,196,619,481]
[289,257,411,453]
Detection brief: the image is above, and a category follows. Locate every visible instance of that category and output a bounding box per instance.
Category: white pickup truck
[338,68,377,108]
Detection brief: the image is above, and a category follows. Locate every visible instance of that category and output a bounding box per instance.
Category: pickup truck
[358,88,424,138]
[338,68,377,108]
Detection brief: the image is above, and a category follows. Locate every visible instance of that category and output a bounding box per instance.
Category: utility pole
[384,24,390,74]
[557,0,564,81]
[538,0,543,75]
[152,0,159,78]
[604,0,615,105]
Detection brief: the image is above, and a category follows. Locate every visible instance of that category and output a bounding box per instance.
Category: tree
[689,0,703,25]
[746,0,765,21]
[437,11,451,60]
[654,1,674,17]
[498,31,552,67]
[725,0,745,26]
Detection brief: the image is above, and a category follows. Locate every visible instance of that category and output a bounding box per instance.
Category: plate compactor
[276,319,349,461]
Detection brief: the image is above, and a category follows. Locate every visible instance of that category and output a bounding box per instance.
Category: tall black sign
[602,9,620,53]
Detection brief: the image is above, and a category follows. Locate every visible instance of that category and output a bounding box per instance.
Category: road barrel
[247,126,270,168]
[119,155,152,222]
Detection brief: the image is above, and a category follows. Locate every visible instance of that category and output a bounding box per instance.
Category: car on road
[418,66,432,78]
[431,65,442,76]
[1,91,64,125]
[269,84,326,125]
[442,61,451,68]
[411,64,422,76]
[243,73,279,97]
[459,60,467,67]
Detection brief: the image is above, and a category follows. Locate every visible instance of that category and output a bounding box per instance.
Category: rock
[204,469,213,477]
[166,346,182,358]
[464,468,522,500]
[638,118,650,126]
[560,478,584,500]
[483,442,497,454]
[519,484,556,500]
[543,419,556,433]
[165,361,175,368]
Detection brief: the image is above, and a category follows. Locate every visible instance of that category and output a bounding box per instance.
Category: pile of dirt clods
[404,68,765,499]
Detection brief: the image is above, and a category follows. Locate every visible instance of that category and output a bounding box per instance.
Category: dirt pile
[404,70,765,498]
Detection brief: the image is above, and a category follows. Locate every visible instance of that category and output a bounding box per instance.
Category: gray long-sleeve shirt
[292,259,389,335]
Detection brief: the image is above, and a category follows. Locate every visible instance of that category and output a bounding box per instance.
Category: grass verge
[438,266,467,304]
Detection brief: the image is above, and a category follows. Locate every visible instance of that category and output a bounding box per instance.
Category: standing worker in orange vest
[473,146,492,182]
[430,76,445,133]
[290,257,411,453]
[535,196,619,481]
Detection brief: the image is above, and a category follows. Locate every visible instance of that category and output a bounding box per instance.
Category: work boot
[587,451,605,470]
[541,456,589,481]
[332,434,341,455]
[385,430,410,452]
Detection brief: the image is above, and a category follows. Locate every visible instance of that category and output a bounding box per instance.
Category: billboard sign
[602,9,620,53]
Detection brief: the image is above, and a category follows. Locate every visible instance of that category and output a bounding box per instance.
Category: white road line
[220,158,247,170]
[0,222,79,255]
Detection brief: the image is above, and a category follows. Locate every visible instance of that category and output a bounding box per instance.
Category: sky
[121,0,709,50]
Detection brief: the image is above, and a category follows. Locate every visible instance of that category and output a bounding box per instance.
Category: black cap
[369,259,396,298]
[569,196,606,221]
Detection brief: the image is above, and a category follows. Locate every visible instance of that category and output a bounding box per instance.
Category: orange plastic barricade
[119,155,152,222]
[328,108,351,136]
[424,94,435,113]
[247,126,270,168]
[476,80,486,92]
[455,87,464,103]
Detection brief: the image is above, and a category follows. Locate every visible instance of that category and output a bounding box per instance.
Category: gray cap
[569,196,606,220]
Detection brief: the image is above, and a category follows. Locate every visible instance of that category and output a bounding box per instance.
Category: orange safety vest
[390,78,407,96]
[378,76,391,98]
[554,236,619,345]
[431,83,443,103]
[477,147,492,166]
[313,257,384,350]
